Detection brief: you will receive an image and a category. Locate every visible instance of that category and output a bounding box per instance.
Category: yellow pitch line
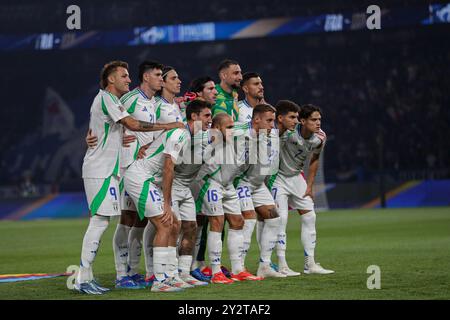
[5,193,58,220]
[360,180,421,209]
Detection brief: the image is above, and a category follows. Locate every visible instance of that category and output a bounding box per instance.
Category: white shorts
[192,179,241,216]
[172,186,196,222]
[119,167,136,212]
[269,172,314,211]
[123,174,163,220]
[84,176,121,217]
[236,181,275,212]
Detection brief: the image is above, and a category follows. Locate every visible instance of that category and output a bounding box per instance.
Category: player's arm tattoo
[138,120,156,129]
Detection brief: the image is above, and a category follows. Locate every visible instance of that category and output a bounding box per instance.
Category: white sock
[242,219,256,267]
[77,215,109,284]
[153,247,168,282]
[256,220,264,251]
[259,217,280,266]
[276,208,289,268]
[275,195,289,268]
[127,226,145,276]
[207,231,222,274]
[167,246,178,277]
[143,222,156,277]
[227,228,244,274]
[302,211,317,266]
[113,223,131,280]
[179,255,193,275]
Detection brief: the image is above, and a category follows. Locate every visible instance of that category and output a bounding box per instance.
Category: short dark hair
[138,60,163,83]
[100,60,128,89]
[189,76,214,93]
[217,59,239,73]
[155,66,175,96]
[275,100,300,117]
[240,72,260,87]
[299,104,322,119]
[186,99,210,121]
[252,103,276,120]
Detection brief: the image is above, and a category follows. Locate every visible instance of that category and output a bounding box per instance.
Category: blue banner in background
[0,3,449,51]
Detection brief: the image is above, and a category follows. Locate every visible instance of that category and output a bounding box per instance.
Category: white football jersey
[173,129,212,188]
[237,99,253,124]
[278,125,326,177]
[82,89,129,178]
[152,96,184,140]
[126,128,190,186]
[120,88,156,169]
[232,122,280,188]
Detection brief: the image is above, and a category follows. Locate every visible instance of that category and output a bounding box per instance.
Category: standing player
[84,61,165,288]
[237,72,265,123]
[211,59,242,121]
[113,61,164,289]
[185,76,218,107]
[75,61,183,295]
[267,101,334,275]
[141,65,185,285]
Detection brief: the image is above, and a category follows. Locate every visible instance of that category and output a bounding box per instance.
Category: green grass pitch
[0,207,449,300]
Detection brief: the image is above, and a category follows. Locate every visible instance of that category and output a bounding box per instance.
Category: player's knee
[90,214,110,228]
[182,221,197,238]
[172,218,181,234]
[120,210,136,227]
[209,217,224,232]
[228,215,244,230]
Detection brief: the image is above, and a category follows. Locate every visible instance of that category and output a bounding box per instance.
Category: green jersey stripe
[146,143,164,159]
[101,97,109,116]
[120,89,139,103]
[266,173,278,191]
[112,153,120,176]
[119,178,124,195]
[105,91,119,104]
[155,102,162,120]
[133,141,141,161]
[121,91,139,104]
[165,128,177,141]
[195,180,211,213]
[89,176,112,216]
[102,122,110,148]
[137,177,154,220]
[127,97,139,114]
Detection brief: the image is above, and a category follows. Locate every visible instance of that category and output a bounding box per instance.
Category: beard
[230,83,240,90]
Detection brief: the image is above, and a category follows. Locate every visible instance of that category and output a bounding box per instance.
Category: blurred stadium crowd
[0,0,449,193]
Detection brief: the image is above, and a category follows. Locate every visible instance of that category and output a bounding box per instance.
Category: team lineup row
[74,59,334,294]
